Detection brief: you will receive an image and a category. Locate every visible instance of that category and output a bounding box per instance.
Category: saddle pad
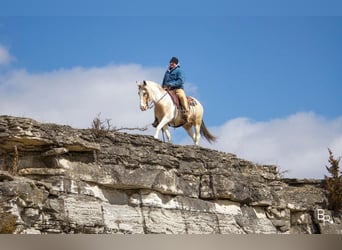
[167,90,197,109]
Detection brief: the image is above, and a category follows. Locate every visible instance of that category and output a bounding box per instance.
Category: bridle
[140,86,168,110]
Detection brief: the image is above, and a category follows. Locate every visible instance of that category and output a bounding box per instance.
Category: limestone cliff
[0,115,341,234]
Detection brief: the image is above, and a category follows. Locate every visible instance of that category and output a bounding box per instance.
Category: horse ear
[143,80,147,86]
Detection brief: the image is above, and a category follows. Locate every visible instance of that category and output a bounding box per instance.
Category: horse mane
[144,80,164,92]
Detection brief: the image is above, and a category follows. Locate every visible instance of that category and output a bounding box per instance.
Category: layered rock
[0,115,341,234]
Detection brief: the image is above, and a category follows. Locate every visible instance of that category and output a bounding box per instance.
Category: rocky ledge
[0,115,341,234]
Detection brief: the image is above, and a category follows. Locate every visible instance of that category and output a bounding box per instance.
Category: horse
[137,80,217,145]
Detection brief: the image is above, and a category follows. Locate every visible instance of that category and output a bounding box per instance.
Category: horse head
[137,80,150,111]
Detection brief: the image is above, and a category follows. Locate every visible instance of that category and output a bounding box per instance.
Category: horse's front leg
[154,116,171,142]
[162,126,172,143]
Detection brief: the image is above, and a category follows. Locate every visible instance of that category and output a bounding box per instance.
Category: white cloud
[0,45,14,65]
[0,64,163,130]
[201,113,342,179]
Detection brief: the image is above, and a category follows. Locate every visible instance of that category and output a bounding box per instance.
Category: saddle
[166,89,197,111]
[152,89,197,128]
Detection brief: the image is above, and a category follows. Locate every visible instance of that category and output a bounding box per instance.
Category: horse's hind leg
[183,124,196,144]
[193,122,201,146]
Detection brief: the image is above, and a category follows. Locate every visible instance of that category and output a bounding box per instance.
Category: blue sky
[1,17,341,122]
[0,2,342,179]
[1,0,342,16]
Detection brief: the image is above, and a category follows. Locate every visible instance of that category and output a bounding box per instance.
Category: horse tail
[200,120,217,144]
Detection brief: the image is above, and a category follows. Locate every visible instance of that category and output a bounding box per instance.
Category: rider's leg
[175,89,190,122]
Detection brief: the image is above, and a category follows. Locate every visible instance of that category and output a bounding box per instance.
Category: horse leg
[193,122,201,146]
[192,105,203,146]
[154,116,171,141]
[183,123,196,144]
[162,125,172,143]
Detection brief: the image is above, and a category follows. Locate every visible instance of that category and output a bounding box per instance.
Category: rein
[146,91,168,109]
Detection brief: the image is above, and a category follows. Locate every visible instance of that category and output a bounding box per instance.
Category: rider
[152,56,190,127]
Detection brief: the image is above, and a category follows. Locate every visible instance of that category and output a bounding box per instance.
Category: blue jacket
[162,65,185,89]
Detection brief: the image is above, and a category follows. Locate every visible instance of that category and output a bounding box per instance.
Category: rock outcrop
[0,115,341,234]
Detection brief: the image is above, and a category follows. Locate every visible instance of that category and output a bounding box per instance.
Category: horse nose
[140,105,146,111]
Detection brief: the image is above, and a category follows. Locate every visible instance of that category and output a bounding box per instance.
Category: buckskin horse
[137,80,216,145]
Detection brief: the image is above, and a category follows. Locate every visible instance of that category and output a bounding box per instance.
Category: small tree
[90,113,148,138]
[91,113,112,137]
[324,148,342,211]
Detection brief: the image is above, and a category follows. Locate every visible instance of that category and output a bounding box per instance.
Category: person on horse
[152,56,190,127]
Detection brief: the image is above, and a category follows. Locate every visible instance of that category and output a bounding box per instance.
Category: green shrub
[324,149,342,211]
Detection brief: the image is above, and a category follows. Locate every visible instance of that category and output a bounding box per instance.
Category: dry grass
[0,210,17,234]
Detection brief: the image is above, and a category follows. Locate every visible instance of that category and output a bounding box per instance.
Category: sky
[0,1,342,179]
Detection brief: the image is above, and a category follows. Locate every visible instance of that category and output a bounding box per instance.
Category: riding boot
[181,108,188,122]
[182,104,190,123]
[182,109,190,123]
